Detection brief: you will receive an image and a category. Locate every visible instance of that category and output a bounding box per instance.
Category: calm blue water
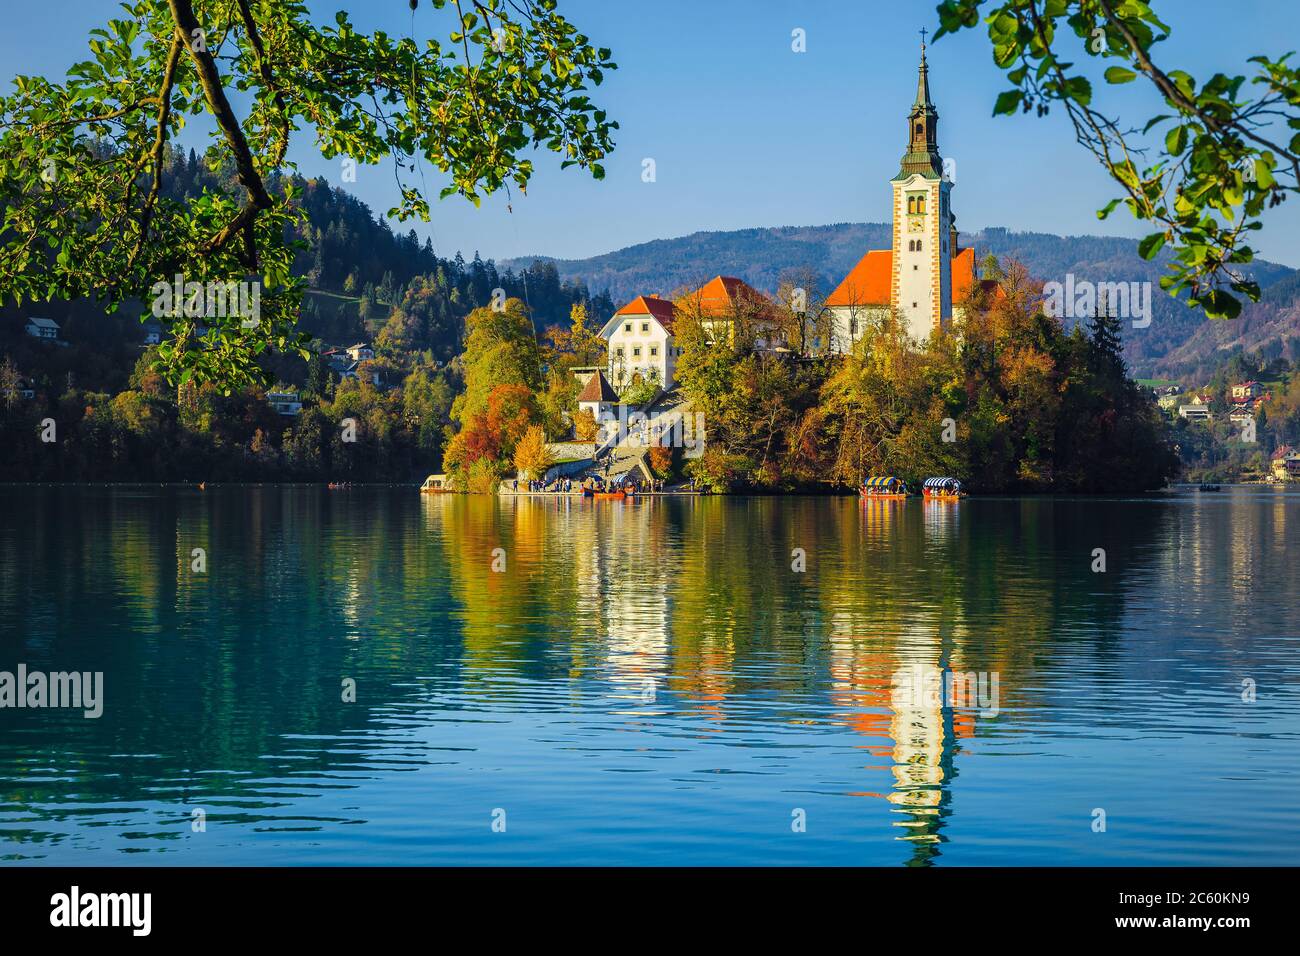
[0,485,1297,865]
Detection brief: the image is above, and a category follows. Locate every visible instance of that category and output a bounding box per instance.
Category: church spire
[894,30,943,180]
[914,32,933,112]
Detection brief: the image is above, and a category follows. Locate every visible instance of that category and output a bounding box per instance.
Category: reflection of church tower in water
[886,648,959,866]
[830,620,976,866]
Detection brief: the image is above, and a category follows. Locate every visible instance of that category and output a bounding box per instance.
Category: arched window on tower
[916,195,927,215]
[906,196,915,215]
[916,240,922,252]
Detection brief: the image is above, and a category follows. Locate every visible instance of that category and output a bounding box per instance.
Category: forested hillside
[1,145,614,365]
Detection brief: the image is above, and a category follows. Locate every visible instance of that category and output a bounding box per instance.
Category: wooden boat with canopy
[922,476,965,499]
[860,476,909,499]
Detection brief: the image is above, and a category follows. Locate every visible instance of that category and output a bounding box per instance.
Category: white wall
[607,314,675,390]
[893,175,952,343]
[826,304,890,353]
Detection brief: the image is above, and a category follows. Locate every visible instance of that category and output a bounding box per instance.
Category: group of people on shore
[513,477,576,494]
[505,475,684,496]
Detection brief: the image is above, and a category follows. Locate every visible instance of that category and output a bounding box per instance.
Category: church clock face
[908,217,924,233]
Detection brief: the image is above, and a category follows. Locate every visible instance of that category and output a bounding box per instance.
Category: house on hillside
[322,347,352,373]
[1229,405,1255,428]
[1231,381,1265,402]
[266,390,303,416]
[1179,403,1212,422]
[823,39,1002,352]
[340,361,384,388]
[24,317,59,341]
[600,294,679,392]
[345,342,374,362]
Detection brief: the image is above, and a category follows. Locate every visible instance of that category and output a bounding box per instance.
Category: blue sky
[3,0,1296,266]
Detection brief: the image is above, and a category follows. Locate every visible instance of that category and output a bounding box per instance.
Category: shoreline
[3,481,1299,498]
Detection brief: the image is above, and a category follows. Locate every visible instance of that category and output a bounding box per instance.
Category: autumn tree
[513,424,553,479]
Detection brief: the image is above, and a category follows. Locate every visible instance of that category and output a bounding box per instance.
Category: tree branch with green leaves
[935,0,1298,318]
[0,0,617,389]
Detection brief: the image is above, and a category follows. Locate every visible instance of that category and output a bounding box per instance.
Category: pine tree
[1087,289,1125,374]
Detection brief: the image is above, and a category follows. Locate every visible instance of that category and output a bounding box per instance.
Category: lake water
[1,485,1297,866]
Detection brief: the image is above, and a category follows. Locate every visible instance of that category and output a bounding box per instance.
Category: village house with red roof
[598,293,680,391]
[1231,381,1265,402]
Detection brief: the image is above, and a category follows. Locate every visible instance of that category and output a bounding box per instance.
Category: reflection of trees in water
[1,486,474,824]
[0,488,1179,855]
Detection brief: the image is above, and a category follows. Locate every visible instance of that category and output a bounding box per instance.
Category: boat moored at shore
[419,474,455,493]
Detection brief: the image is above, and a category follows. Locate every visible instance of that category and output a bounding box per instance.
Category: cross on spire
[920,26,928,46]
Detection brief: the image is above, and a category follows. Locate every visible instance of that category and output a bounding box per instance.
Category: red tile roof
[953,247,1006,302]
[614,294,677,331]
[826,246,1003,310]
[825,250,893,307]
[577,369,619,404]
[682,275,776,318]
[951,247,976,300]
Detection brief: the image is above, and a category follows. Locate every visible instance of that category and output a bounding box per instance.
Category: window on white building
[650,346,657,356]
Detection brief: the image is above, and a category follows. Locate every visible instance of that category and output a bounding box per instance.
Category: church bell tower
[891,34,954,342]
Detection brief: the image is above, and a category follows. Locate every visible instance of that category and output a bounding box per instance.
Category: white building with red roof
[1231,381,1265,401]
[599,293,679,391]
[677,275,784,350]
[599,276,789,393]
[825,39,998,351]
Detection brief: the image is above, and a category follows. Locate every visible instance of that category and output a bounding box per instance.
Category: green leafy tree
[0,0,617,389]
[936,0,1297,318]
[451,298,542,426]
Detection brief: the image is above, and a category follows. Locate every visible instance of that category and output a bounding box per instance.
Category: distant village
[1151,377,1300,482]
